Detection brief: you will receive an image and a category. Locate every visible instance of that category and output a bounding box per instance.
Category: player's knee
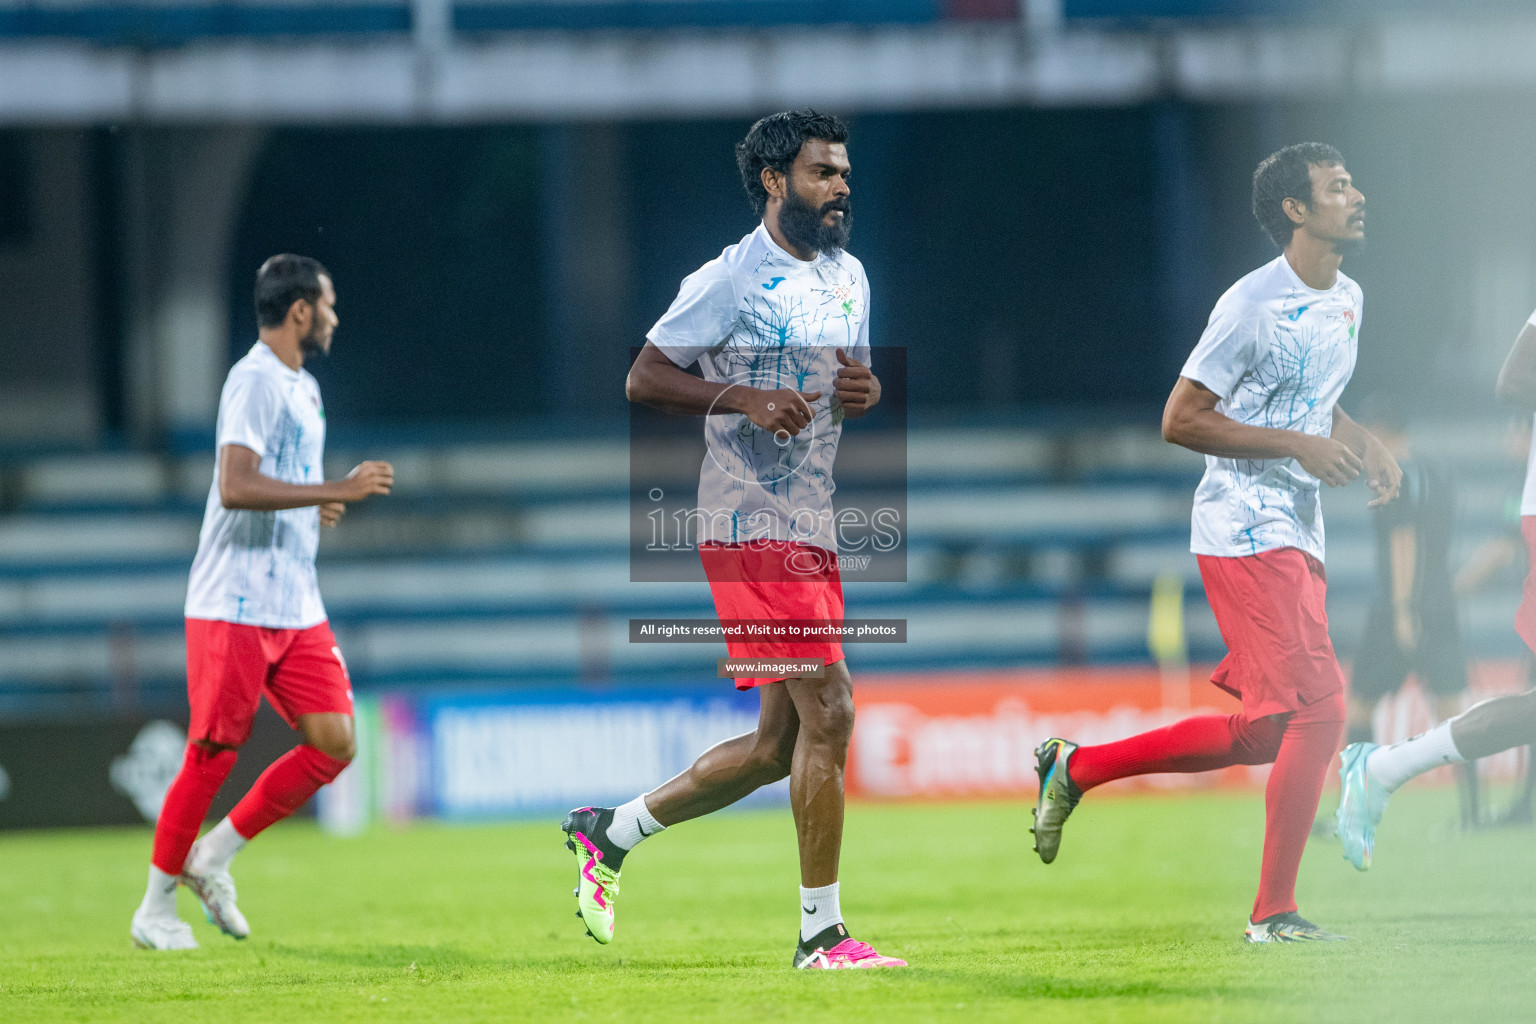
[748,743,794,783]
[299,714,355,763]
[191,739,239,756]
[1232,713,1286,763]
[803,690,855,747]
[313,736,355,763]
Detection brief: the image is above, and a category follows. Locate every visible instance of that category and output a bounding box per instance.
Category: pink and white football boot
[794,929,908,969]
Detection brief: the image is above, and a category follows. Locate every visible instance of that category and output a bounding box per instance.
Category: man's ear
[1282,195,1308,227]
[288,297,312,329]
[761,165,785,202]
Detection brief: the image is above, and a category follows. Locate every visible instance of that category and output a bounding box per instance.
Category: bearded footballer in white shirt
[1031,144,1402,943]
[561,111,904,970]
[131,255,393,950]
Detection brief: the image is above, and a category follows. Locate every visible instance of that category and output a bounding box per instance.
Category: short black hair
[254,254,329,329]
[1251,143,1345,248]
[735,110,850,217]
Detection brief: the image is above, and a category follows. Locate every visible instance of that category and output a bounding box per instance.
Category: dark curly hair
[1251,142,1345,248]
[735,110,850,217]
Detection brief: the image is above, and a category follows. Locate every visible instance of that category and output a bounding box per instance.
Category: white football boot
[180,840,251,940]
[130,908,198,950]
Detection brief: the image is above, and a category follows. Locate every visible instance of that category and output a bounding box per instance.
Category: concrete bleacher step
[8,581,1527,701]
[0,514,199,564]
[16,454,171,506]
[0,420,1524,719]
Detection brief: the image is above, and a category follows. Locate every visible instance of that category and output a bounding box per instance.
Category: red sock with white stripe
[227,745,349,840]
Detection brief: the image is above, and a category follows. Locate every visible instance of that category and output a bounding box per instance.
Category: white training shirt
[1180,253,1362,561]
[647,223,871,554]
[184,342,328,628]
[1521,306,1536,516]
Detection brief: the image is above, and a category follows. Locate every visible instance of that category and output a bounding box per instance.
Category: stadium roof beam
[3,14,1536,124]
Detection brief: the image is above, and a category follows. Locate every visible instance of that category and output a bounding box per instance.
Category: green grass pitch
[2,790,1533,1023]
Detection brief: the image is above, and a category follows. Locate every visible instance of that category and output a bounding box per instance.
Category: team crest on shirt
[826,283,856,316]
[1328,308,1357,339]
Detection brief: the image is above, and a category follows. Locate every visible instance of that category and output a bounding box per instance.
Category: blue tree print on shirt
[1225,320,1345,553]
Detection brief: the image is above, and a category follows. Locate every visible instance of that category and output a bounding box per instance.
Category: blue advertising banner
[322,685,788,828]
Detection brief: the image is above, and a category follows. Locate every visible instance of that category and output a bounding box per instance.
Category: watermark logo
[629,346,907,583]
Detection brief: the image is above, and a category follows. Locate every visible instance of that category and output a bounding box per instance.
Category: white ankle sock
[139,865,179,918]
[799,882,844,944]
[606,795,665,851]
[194,818,248,873]
[1367,721,1465,794]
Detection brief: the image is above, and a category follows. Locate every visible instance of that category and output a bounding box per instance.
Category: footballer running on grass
[130,256,393,950]
[561,110,904,970]
[1030,143,1402,944]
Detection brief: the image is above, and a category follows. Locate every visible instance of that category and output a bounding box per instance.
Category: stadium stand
[0,422,1521,720]
[1,0,1530,48]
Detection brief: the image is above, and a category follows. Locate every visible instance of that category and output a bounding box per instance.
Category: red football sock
[1251,697,1344,922]
[228,744,349,840]
[151,743,238,875]
[1068,713,1285,792]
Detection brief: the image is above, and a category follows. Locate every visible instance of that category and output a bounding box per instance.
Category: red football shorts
[1515,518,1536,657]
[699,539,845,690]
[185,617,354,747]
[1197,547,1346,719]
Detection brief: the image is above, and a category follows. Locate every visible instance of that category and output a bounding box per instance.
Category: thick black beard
[779,185,851,257]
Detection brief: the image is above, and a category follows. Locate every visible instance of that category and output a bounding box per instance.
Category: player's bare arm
[833,348,879,418]
[1495,321,1536,409]
[1161,376,1362,487]
[218,444,393,512]
[1331,407,1401,506]
[626,341,822,436]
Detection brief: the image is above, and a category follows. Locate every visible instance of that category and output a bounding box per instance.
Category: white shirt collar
[252,341,303,380]
[1276,252,1339,296]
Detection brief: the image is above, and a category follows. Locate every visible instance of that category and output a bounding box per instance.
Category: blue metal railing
[0,1,1019,47]
[0,0,1517,48]
[0,4,412,45]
